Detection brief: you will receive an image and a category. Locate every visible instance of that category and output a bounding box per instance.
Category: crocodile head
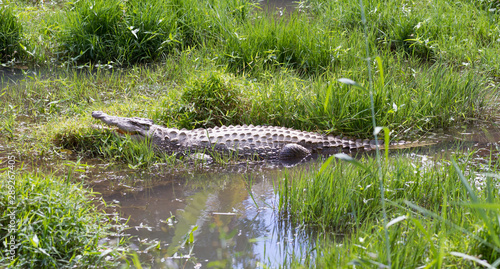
[92,111,154,137]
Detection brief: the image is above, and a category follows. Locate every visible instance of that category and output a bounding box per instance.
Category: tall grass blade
[449,252,494,268]
[375,56,385,86]
[318,155,335,175]
[405,200,500,257]
[358,0,391,265]
[338,78,364,89]
[323,84,332,113]
[374,126,390,159]
[410,218,438,258]
[491,257,500,268]
[452,160,500,247]
[385,215,407,228]
[334,153,368,171]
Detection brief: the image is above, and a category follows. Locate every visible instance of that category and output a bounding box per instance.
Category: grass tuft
[276,156,466,232]
[174,71,249,129]
[0,5,22,62]
[58,0,177,65]
[0,172,127,268]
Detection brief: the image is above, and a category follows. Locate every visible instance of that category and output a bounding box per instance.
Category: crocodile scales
[91,111,408,161]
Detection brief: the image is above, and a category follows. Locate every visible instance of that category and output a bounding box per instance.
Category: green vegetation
[0,171,127,268]
[1,0,497,148]
[58,0,177,64]
[277,156,461,232]
[0,6,22,62]
[56,0,256,65]
[1,0,500,267]
[175,71,249,128]
[276,154,500,267]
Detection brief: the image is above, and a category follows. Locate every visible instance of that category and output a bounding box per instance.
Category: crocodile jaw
[91,111,154,137]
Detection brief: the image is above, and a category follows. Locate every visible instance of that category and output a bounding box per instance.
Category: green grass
[276,154,500,267]
[0,5,23,62]
[0,0,496,144]
[276,155,468,232]
[0,171,128,268]
[0,57,494,160]
[221,11,343,74]
[58,0,179,64]
[307,0,500,72]
[173,70,249,129]
[53,127,180,168]
[55,0,257,65]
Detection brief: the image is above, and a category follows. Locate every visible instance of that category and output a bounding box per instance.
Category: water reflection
[102,167,314,268]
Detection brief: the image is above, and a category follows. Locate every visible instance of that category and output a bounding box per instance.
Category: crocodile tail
[366,139,436,150]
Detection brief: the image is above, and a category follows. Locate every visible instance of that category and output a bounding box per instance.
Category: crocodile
[91,111,410,162]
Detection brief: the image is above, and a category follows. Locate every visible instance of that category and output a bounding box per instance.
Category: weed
[54,127,164,167]
[0,5,22,62]
[175,71,248,129]
[0,172,128,268]
[222,12,341,74]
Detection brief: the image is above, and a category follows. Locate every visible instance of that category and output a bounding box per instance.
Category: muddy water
[259,0,297,11]
[95,164,314,268]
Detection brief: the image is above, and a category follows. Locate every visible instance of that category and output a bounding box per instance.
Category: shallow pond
[98,166,313,268]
